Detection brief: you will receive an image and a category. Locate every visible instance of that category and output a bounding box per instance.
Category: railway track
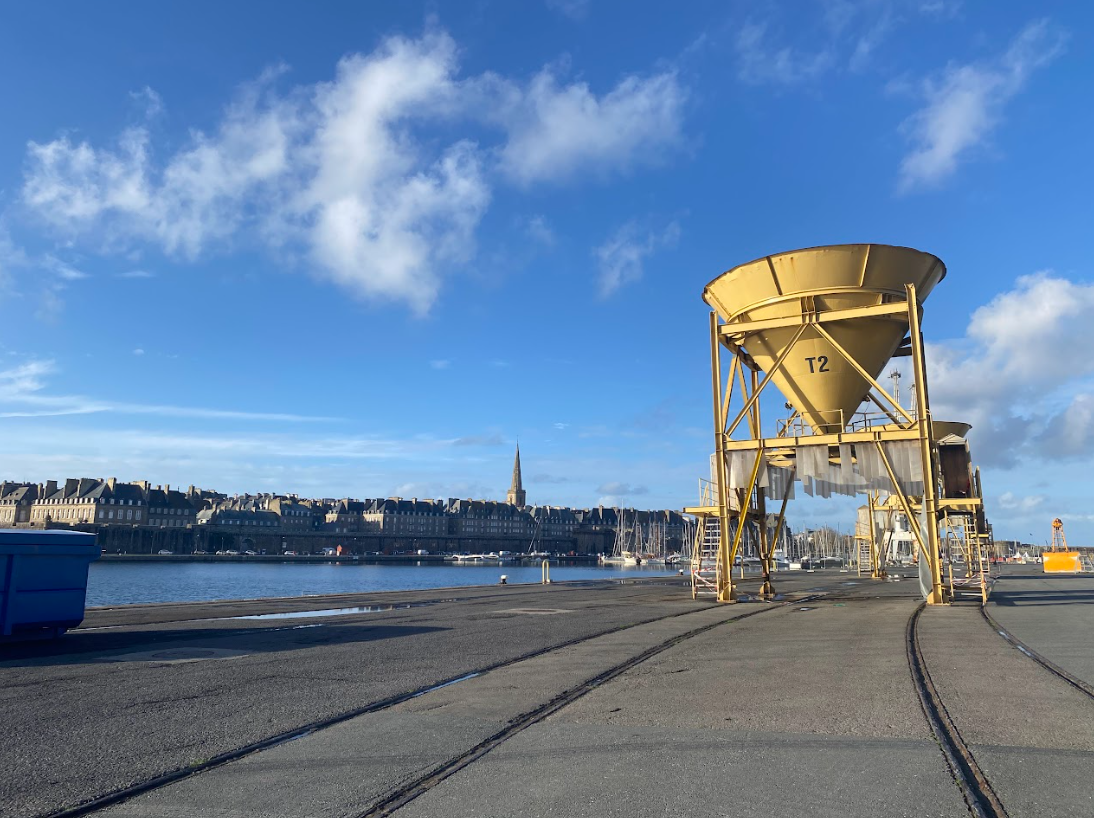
[909,596,1094,818]
[52,584,1089,818]
[906,603,1009,818]
[980,604,1094,700]
[47,594,808,818]
[353,598,806,818]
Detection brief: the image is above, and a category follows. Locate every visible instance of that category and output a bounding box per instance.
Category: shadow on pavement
[0,622,448,667]
[991,587,1094,607]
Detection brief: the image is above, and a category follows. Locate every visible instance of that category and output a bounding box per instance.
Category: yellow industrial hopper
[704,244,946,434]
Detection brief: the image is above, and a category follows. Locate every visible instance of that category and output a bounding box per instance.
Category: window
[108,510,114,520]
[126,509,133,520]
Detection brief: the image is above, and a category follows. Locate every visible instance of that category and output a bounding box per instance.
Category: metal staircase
[941,512,992,603]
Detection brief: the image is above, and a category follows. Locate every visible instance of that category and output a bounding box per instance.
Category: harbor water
[86,560,679,606]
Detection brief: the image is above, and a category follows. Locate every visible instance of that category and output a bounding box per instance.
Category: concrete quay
[2,567,1092,818]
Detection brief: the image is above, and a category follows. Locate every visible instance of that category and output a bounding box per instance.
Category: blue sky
[0,1,1091,544]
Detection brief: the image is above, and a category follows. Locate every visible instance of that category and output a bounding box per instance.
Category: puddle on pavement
[232,604,409,620]
[411,672,481,697]
[230,599,450,621]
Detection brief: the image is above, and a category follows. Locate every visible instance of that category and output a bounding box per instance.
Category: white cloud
[848,12,896,72]
[928,271,1094,465]
[495,67,686,185]
[1038,394,1094,460]
[596,480,651,507]
[35,287,64,324]
[0,360,55,399]
[116,269,155,278]
[597,481,648,495]
[132,348,144,356]
[20,27,686,313]
[300,33,490,310]
[452,433,505,447]
[996,491,1046,514]
[898,18,1066,191]
[430,359,451,369]
[0,426,446,470]
[546,0,590,21]
[44,256,90,280]
[734,22,834,85]
[130,86,164,119]
[0,358,338,422]
[595,220,680,297]
[523,215,556,246]
[917,1,963,20]
[0,229,24,293]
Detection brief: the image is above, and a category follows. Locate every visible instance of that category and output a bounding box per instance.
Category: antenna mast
[888,368,902,408]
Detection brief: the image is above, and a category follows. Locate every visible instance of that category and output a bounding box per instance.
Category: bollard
[541,559,551,584]
[499,574,507,585]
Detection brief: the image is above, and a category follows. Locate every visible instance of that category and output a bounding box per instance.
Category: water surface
[86,560,679,606]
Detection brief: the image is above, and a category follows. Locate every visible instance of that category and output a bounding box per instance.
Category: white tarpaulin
[720,440,925,499]
[918,505,932,601]
[766,465,796,501]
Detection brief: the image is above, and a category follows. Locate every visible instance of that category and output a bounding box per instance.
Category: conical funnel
[704,244,945,434]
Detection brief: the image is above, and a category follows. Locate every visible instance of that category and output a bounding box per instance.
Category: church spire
[507,444,526,507]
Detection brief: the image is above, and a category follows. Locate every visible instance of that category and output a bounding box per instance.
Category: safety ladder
[855,536,873,577]
[691,516,720,599]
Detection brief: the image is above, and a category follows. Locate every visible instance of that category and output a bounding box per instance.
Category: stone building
[447,499,535,539]
[266,497,313,533]
[325,500,369,533]
[146,485,198,529]
[528,505,580,539]
[362,498,447,537]
[195,508,280,530]
[0,482,38,526]
[26,478,148,527]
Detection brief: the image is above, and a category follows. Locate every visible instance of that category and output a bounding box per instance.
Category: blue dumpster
[0,529,100,639]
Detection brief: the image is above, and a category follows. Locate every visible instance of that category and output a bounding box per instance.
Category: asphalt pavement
[3,566,1092,818]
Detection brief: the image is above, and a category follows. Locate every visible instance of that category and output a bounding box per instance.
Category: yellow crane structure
[685,244,993,605]
[1043,518,1082,573]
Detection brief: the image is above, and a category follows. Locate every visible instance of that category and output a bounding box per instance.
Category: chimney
[107,477,116,491]
[46,480,58,496]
